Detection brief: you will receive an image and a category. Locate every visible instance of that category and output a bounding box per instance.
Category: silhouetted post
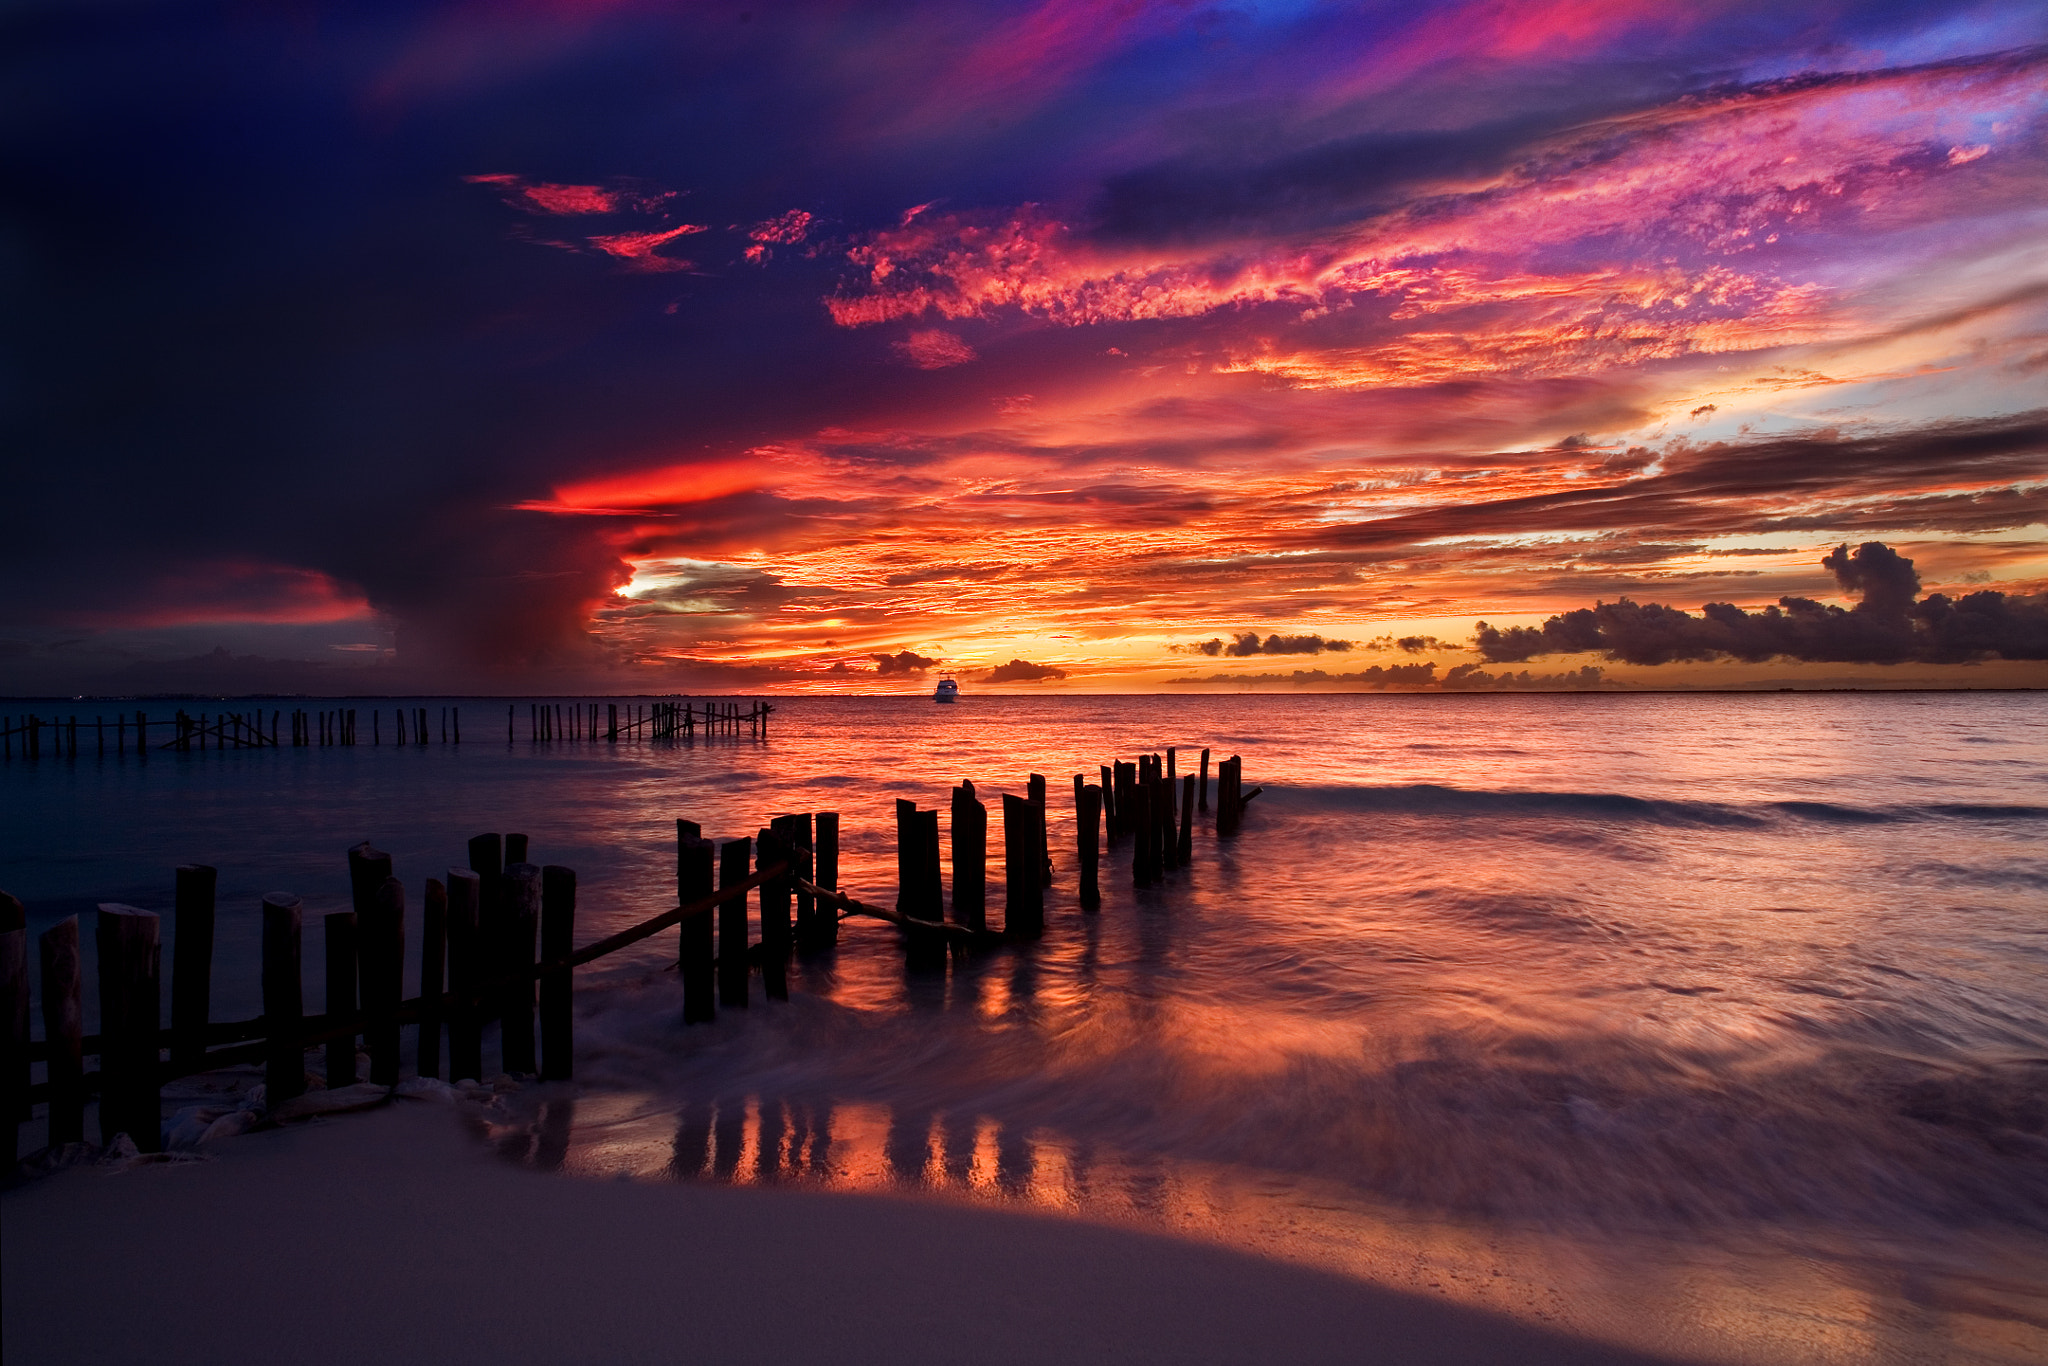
[787,812,815,946]
[1199,749,1210,812]
[502,864,540,1074]
[1129,780,1154,886]
[97,904,161,1150]
[677,824,715,1024]
[1002,793,1043,938]
[1159,769,1179,871]
[360,876,405,1085]
[1179,775,1196,865]
[540,866,575,1080]
[0,892,23,1162]
[38,916,85,1145]
[445,869,483,1082]
[468,834,503,1025]
[169,863,216,1072]
[894,799,919,915]
[262,894,305,1106]
[719,838,752,1008]
[1028,772,1051,880]
[1078,783,1102,909]
[1100,765,1116,837]
[815,811,841,946]
[757,829,791,1001]
[323,911,359,1088]
[950,783,986,932]
[506,833,530,865]
[905,808,946,971]
[419,876,446,1079]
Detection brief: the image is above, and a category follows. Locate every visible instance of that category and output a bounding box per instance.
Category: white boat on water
[933,677,959,703]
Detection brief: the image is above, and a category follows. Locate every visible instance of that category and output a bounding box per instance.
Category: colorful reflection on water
[6,692,2047,1362]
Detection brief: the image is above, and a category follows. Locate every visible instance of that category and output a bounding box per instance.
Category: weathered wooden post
[1078,783,1102,909]
[1199,748,1211,812]
[38,916,85,1145]
[1161,769,1180,871]
[1129,780,1154,886]
[718,838,752,1008]
[1028,772,1051,880]
[502,864,541,1074]
[323,911,359,1088]
[506,833,530,865]
[815,811,841,946]
[97,904,161,1150]
[894,799,919,916]
[1002,793,1043,937]
[774,813,815,947]
[905,808,946,971]
[540,866,575,1080]
[1099,765,1116,837]
[168,863,216,1073]
[757,829,791,1001]
[677,823,715,1024]
[362,877,405,1085]
[468,833,503,1025]
[950,784,986,932]
[1217,756,1244,836]
[0,892,24,1162]
[419,876,446,1079]
[445,869,483,1082]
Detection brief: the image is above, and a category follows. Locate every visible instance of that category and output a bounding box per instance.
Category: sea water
[4,693,2045,1362]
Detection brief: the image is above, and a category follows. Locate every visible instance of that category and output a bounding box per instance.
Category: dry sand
[1,1101,1688,1365]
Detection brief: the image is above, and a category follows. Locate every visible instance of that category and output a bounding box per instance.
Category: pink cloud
[586,223,709,270]
[895,329,979,368]
[87,562,371,629]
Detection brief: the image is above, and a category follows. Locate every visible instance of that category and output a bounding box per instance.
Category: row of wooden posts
[0,747,1256,1167]
[0,699,779,760]
[521,700,771,743]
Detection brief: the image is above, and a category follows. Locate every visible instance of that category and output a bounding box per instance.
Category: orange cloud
[521,459,766,514]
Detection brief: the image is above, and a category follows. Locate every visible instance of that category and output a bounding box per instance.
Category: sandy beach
[3,1100,1690,1366]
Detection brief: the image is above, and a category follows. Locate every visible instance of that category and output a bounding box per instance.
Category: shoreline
[2,1100,1689,1366]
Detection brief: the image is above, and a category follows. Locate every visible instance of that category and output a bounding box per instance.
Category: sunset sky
[5,0,2045,694]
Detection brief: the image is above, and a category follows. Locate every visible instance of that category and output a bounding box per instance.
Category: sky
[4,0,2045,696]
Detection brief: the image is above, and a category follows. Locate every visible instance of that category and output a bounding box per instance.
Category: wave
[1267,783,2048,828]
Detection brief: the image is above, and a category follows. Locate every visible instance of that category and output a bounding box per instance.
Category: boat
[933,677,959,703]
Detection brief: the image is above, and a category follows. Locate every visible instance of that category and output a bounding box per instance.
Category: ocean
[4,691,2045,1362]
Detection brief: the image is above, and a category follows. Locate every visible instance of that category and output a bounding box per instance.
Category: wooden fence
[0,746,1256,1166]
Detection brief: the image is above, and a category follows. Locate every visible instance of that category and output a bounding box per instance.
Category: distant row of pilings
[0,700,774,759]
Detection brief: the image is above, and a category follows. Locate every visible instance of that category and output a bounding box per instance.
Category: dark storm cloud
[1476,543,2048,666]
[1179,632,1354,657]
[871,649,937,675]
[984,658,1067,683]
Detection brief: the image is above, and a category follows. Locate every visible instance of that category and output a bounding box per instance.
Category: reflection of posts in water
[671,1101,712,1179]
[534,1097,575,1172]
[938,1111,977,1188]
[996,1117,1034,1196]
[711,1098,746,1182]
[756,1097,787,1181]
[886,1106,933,1186]
[801,1100,832,1179]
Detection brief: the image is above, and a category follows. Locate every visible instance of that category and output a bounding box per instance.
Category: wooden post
[774,813,815,948]
[815,811,841,947]
[262,894,304,1105]
[506,833,530,865]
[718,838,751,1008]
[468,833,503,1028]
[445,869,483,1082]
[169,863,215,1073]
[1078,784,1102,909]
[906,809,946,971]
[419,876,446,1080]
[1100,765,1116,837]
[756,830,790,1001]
[1160,768,1179,870]
[1129,780,1154,886]
[0,892,24,1164]
[96,904,161,1150]
[1028,772,1051,880]
[894,799,918,917]
[361,876,404,1085]
[502,864,540,1074]
[1002,793,1043,938]
[950,784,986,933]
[1179,775,1196,865]
[677,826,715,1024]
[540,866,575,1080]
[1199,748,1211,812]
[323,911,359,1088]
[38,916,85,1145]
